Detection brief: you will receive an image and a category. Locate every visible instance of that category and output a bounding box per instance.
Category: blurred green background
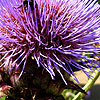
[0,97,5,100]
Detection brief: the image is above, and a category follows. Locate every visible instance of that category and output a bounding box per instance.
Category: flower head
[0,0,100,84]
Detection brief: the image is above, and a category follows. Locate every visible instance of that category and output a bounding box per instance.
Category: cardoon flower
[0,0,100,86]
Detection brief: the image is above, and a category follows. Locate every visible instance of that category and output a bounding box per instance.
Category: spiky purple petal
[0,0,100,84]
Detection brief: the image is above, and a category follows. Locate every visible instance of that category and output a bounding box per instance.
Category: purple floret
[0,0,100,85]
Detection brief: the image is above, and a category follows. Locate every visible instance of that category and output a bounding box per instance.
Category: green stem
[72,68,100,100]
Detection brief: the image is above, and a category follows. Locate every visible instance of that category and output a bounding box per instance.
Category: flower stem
[72,68,100,100]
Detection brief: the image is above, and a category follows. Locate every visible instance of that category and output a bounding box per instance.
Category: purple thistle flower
[0,0,100,85]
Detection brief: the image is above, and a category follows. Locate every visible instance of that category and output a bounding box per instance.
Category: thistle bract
[0,0,100,84]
